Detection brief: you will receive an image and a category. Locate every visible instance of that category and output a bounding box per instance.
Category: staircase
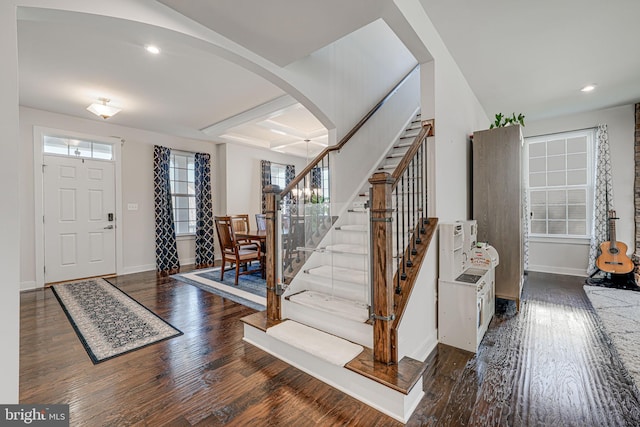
[241,112,435,423]
[280,113,424,348]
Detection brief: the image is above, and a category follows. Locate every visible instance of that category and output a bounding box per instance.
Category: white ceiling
[16,2,640,160]
[420,0,640,121]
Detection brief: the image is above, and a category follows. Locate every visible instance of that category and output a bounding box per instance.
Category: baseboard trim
[122,264,156,275]
[527,264,587,277]
[21,281,38,291]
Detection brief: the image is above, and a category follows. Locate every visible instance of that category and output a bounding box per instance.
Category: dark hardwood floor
[20,269,640,426]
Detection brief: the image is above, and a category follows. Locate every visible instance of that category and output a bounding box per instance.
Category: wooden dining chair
[230,214,251,243]
[255,214,267,231]
[214,216,262,285]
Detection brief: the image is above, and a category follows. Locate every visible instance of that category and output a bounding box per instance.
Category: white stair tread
[306,265,367,285]
[288,290,369,323]
[266,320,363,366]
[325,243,367,254]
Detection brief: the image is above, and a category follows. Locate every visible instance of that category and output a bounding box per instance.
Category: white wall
[222,142,307,220]
[391,0,489,222]
[1,0,20,404]
[524,104,635,276]
[19,107,217,283]
[283,19,418,144]
[331,67,420,205]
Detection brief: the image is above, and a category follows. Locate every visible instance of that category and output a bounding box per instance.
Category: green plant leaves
[490,112,525,129]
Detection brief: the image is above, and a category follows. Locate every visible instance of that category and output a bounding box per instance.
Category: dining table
[235,229,266,243]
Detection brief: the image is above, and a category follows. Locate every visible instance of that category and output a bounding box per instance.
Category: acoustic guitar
[596,210,634,274]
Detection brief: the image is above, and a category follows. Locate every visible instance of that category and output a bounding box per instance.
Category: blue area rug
[51,278,183,364]
[172,267,266,311]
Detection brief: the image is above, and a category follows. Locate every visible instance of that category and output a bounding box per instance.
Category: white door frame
[33,126,123,287]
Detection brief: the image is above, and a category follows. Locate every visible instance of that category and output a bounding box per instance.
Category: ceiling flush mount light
[86,98,121,119]
[581,84,596,92]
[145,45,160,54]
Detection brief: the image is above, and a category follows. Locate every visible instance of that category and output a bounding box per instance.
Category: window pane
[531,205,547,219]
[567,153,587,169]
[548,206,566,219]
[174,155,187,169]
[69,140,91,157]
[567,189,586,204]
[176,208,190,222]
[568,221,586,235]
[529,173,546,187]
[568,204,586,220]
[176,221,189,235]
[530,190,546,205]
[547,171,566,186]
[548,190,566,205]
[531,220,546,234]
[170,152,197,234]
[174,181,188,194]
[567,136,587,153]
[525,130,594,238]
[175,196,189,209]
[547,155,565,171]
[176,168,188,181]
[548,221,566,234]
[529,142,546,157]
[92,142,113,160]
[547,139,565,155]
[529,157,546,173]
[567,170,587,185]
[43,136,69,155]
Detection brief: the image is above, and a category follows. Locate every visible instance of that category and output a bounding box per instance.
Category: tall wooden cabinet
[472,125,524,310]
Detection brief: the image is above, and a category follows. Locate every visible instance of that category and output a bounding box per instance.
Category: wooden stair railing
[264,65,420,322]
[369,120,435,364]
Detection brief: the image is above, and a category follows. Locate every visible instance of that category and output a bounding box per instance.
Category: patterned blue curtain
[154,145,180,275]
[195,153,215,268]
[588,124,614,275]
[261,160,272,214]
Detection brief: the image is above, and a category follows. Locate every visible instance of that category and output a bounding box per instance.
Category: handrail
[391,120,433,188]
[280,64,420,197]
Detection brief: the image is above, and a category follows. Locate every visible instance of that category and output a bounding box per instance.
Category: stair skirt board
[243,324,424,424]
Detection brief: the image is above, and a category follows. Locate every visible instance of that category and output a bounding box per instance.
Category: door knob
[104,225,114,230]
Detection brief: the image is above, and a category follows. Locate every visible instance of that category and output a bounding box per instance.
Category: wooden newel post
[264,185,281,321]
[368,172,396,364]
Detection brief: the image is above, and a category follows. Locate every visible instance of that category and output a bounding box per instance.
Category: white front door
[43,155,116,283]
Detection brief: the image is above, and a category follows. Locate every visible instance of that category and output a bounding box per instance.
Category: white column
[0,1,21,403]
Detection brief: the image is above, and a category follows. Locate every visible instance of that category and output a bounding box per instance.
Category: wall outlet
[127,203,138,211]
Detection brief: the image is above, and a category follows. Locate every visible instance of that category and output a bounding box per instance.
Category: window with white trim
[525,129,595,238]
[169,151,195,235]
[270,163,287,189]
[43,135,114,160]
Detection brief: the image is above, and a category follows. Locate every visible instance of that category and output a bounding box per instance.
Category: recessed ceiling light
[145,45,160,55]
[581,84,596,92]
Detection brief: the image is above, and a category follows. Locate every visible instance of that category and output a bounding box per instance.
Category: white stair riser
[282,299,373,348]
[294,276,368,302]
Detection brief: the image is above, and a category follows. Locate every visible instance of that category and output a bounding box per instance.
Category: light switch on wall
[127,203,138,211]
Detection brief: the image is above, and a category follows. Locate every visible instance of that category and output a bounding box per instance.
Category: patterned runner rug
[51,278,182,364]
[172,267,266,311]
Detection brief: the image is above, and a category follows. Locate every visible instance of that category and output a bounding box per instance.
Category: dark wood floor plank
[20,269,640,426]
